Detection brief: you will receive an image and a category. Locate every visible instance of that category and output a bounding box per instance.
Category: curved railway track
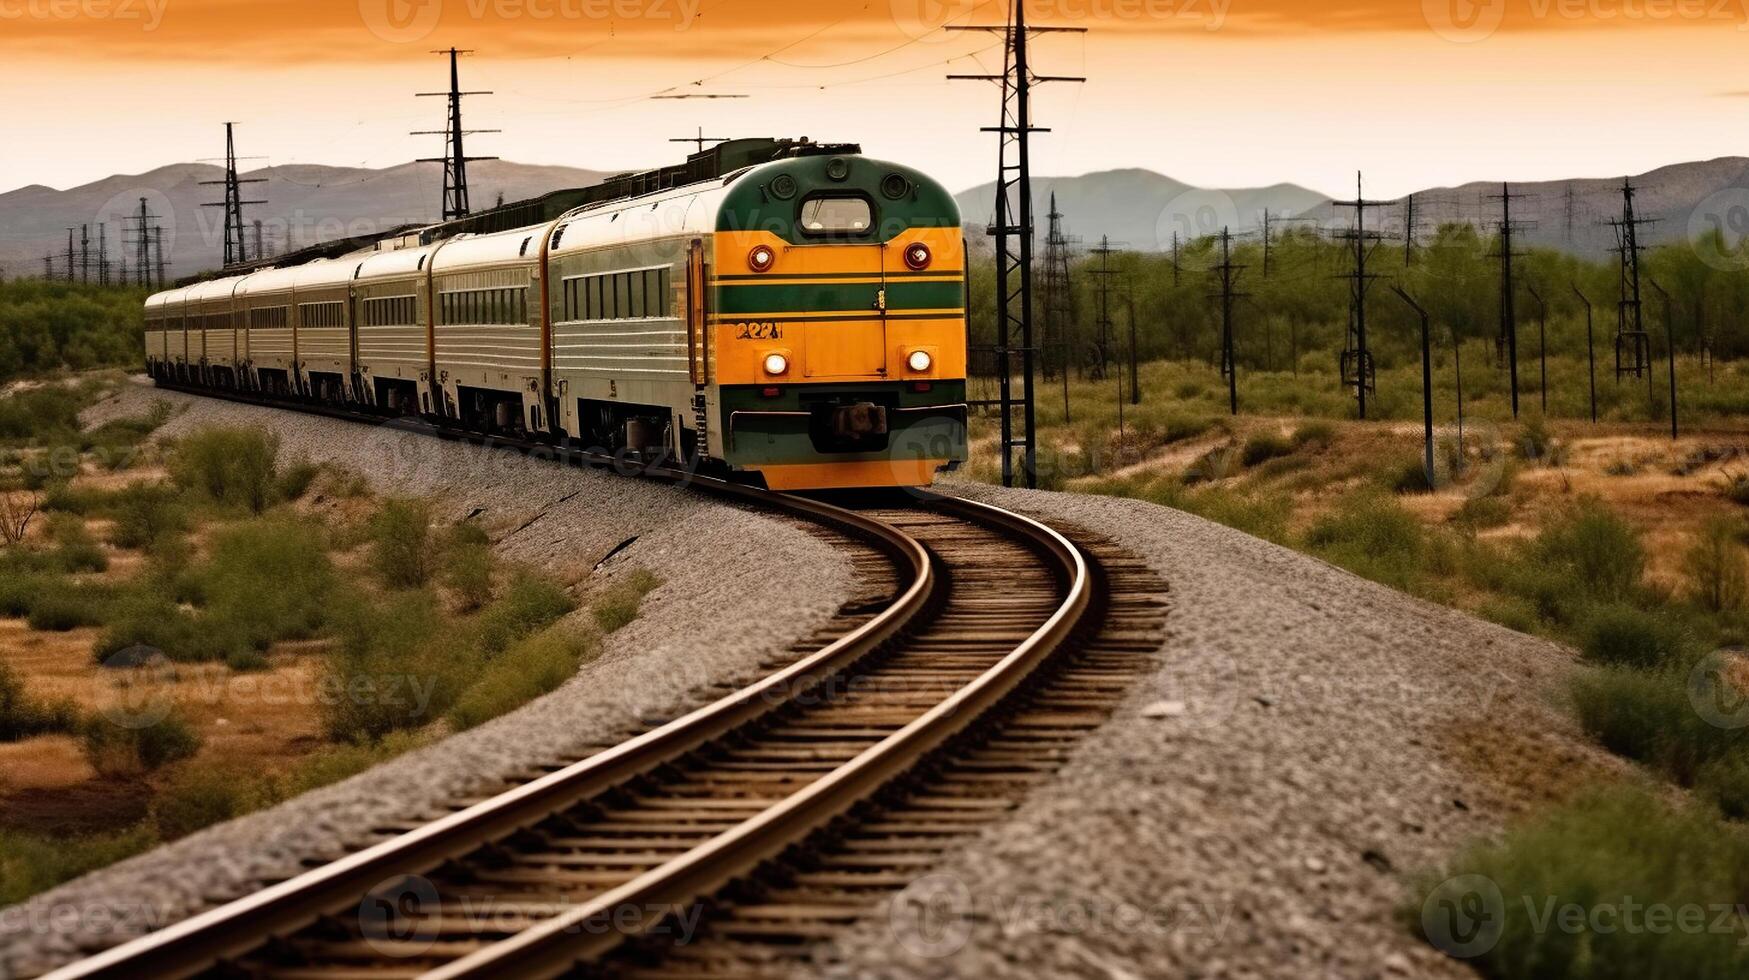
[39,388,1168,980]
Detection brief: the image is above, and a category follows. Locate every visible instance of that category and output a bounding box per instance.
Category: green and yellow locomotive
[144,139,969,490]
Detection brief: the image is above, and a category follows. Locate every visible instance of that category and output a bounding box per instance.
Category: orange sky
[5,0,1749,198]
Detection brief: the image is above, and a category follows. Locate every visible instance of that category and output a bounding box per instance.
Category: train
[143,139,970,491]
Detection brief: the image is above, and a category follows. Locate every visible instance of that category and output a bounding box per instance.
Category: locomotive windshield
[799,196,872,234]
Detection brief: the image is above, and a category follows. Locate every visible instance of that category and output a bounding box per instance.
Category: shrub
[0,564,44,618]
[1697,755,1749,822]
[592,569,661,635]
[1291,421,1336,451]
[1533,499,1646,603]
[1389,456,1434,495]
[370,498,434,589]
[197,518,336,653]
[322,591,467,743]
[168,427,279,513]
[1685,519,1748,613]
[107,482,188,550]
[93,587,236,665]
[44,513,106,573]
[449,628,596,730]
[1518,414,1554,462]
[475,573,576,658]
[0,386,89,443]
[0,660,80,741]
[81,710,202,776]
[1412,785,1749,979]
[26,586,107,631]
[444,542,495,613]
[1240,431,1293,468]
[1578,604,1696,670]
[275,461,321,502]
[0,826,157,907]
[1305,494,1426,591]
[1451,495,1513,534]
[150,765,258,839]
[1570,666,1747,783]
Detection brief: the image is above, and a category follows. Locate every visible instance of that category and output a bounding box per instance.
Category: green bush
[1413,785,1749,979]
[1570,666,1746,783]
[1697,755,1749,821]
[44,513,106,573]
[1452,495,1514,533]
[1389,456,1434,495]
[1533,500,1647,603]
[1578,604,1696,670]
[1518,414,1555,462]
[1305,493,1427,591]
[1240,431,1293,468]
[592,569,661,635]
[81,710,202,776]
[1685,518,1748,613]
[474,573,576,657]
[93,587,235,665]
[449,628,596,731]
[322,591,467,744]
[26,585,107,631]
[444,542,495,613]
[275,461,321,502]
[168,427,280,513]
[196,518,335,652]
[0,826,156,907]
[0,385,91,443]
[107,481,188,550]
[1291,421,1336,450]
[0,660,80,741]
[370,498,435,589]
[150,766,258,839]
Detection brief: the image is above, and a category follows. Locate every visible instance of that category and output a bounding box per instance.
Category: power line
[200,122,268,267]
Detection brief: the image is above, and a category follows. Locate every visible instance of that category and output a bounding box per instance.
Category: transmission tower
[97,224,110,286]
[1088,236,1121,382]
[1563,183,1579,244]
[1609,179,1655,383]
[124,198,158,288]
[1209,228,1249,416]
[416,48,500,221]
[1487,183,1534,417]
[1170,231,1181,287]
[63,229,75,284]
[200,123,267,267]
[1330,173,1395,419]
[947,2,1085,489]
[152,226,168,287]
[1039,192,1080,422]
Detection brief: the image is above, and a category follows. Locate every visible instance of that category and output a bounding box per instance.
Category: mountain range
[5,156,1747,280]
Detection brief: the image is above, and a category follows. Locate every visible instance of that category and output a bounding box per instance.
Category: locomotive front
[710,154,969,491]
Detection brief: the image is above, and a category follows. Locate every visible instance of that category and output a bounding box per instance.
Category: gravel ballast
[0,382,854,978]
[818,482,1623,979]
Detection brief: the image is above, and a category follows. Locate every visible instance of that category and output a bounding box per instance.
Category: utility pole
[1089,237,1120,381]
[152,226,168,287]
[1331,172,1395,420]
[415,48,500,221]
[1402,193,1417,266]
[1563,183,1579,244]
[1170,231,1181,287]
[1261,208,1273,277]
[1209,227,1249,416]
[1572,283,1597,423]
[200,122,267,266]
[79,224,90,284]
[64,229,75,284]
[670,127,728,156]
[1609,179,1655,390]
[125,198,157,289]
[253,219,265,261]
[1486,183,1532,417]
[1390,284,1436,492]
[1527,284,1547,414]
[1126,276,1140,406]
[98,224,111,286]
[949,2,1084,489]
[1650,278,1678,440]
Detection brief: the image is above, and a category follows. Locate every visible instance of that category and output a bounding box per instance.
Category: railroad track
[42,388,1168,980]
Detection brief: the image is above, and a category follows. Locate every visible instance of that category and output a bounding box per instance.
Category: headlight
[907,350,933,373]
[763,352,789,375]
[748,246,776,273]
[903,243,932,271]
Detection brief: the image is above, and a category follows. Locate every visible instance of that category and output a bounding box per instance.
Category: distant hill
[953,169,1331,252]
[1294,157,1749,261]
[960,159,1749,261]
[0,160,613,281]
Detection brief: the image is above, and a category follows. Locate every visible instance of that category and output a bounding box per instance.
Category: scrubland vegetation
[0,383,661,904]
